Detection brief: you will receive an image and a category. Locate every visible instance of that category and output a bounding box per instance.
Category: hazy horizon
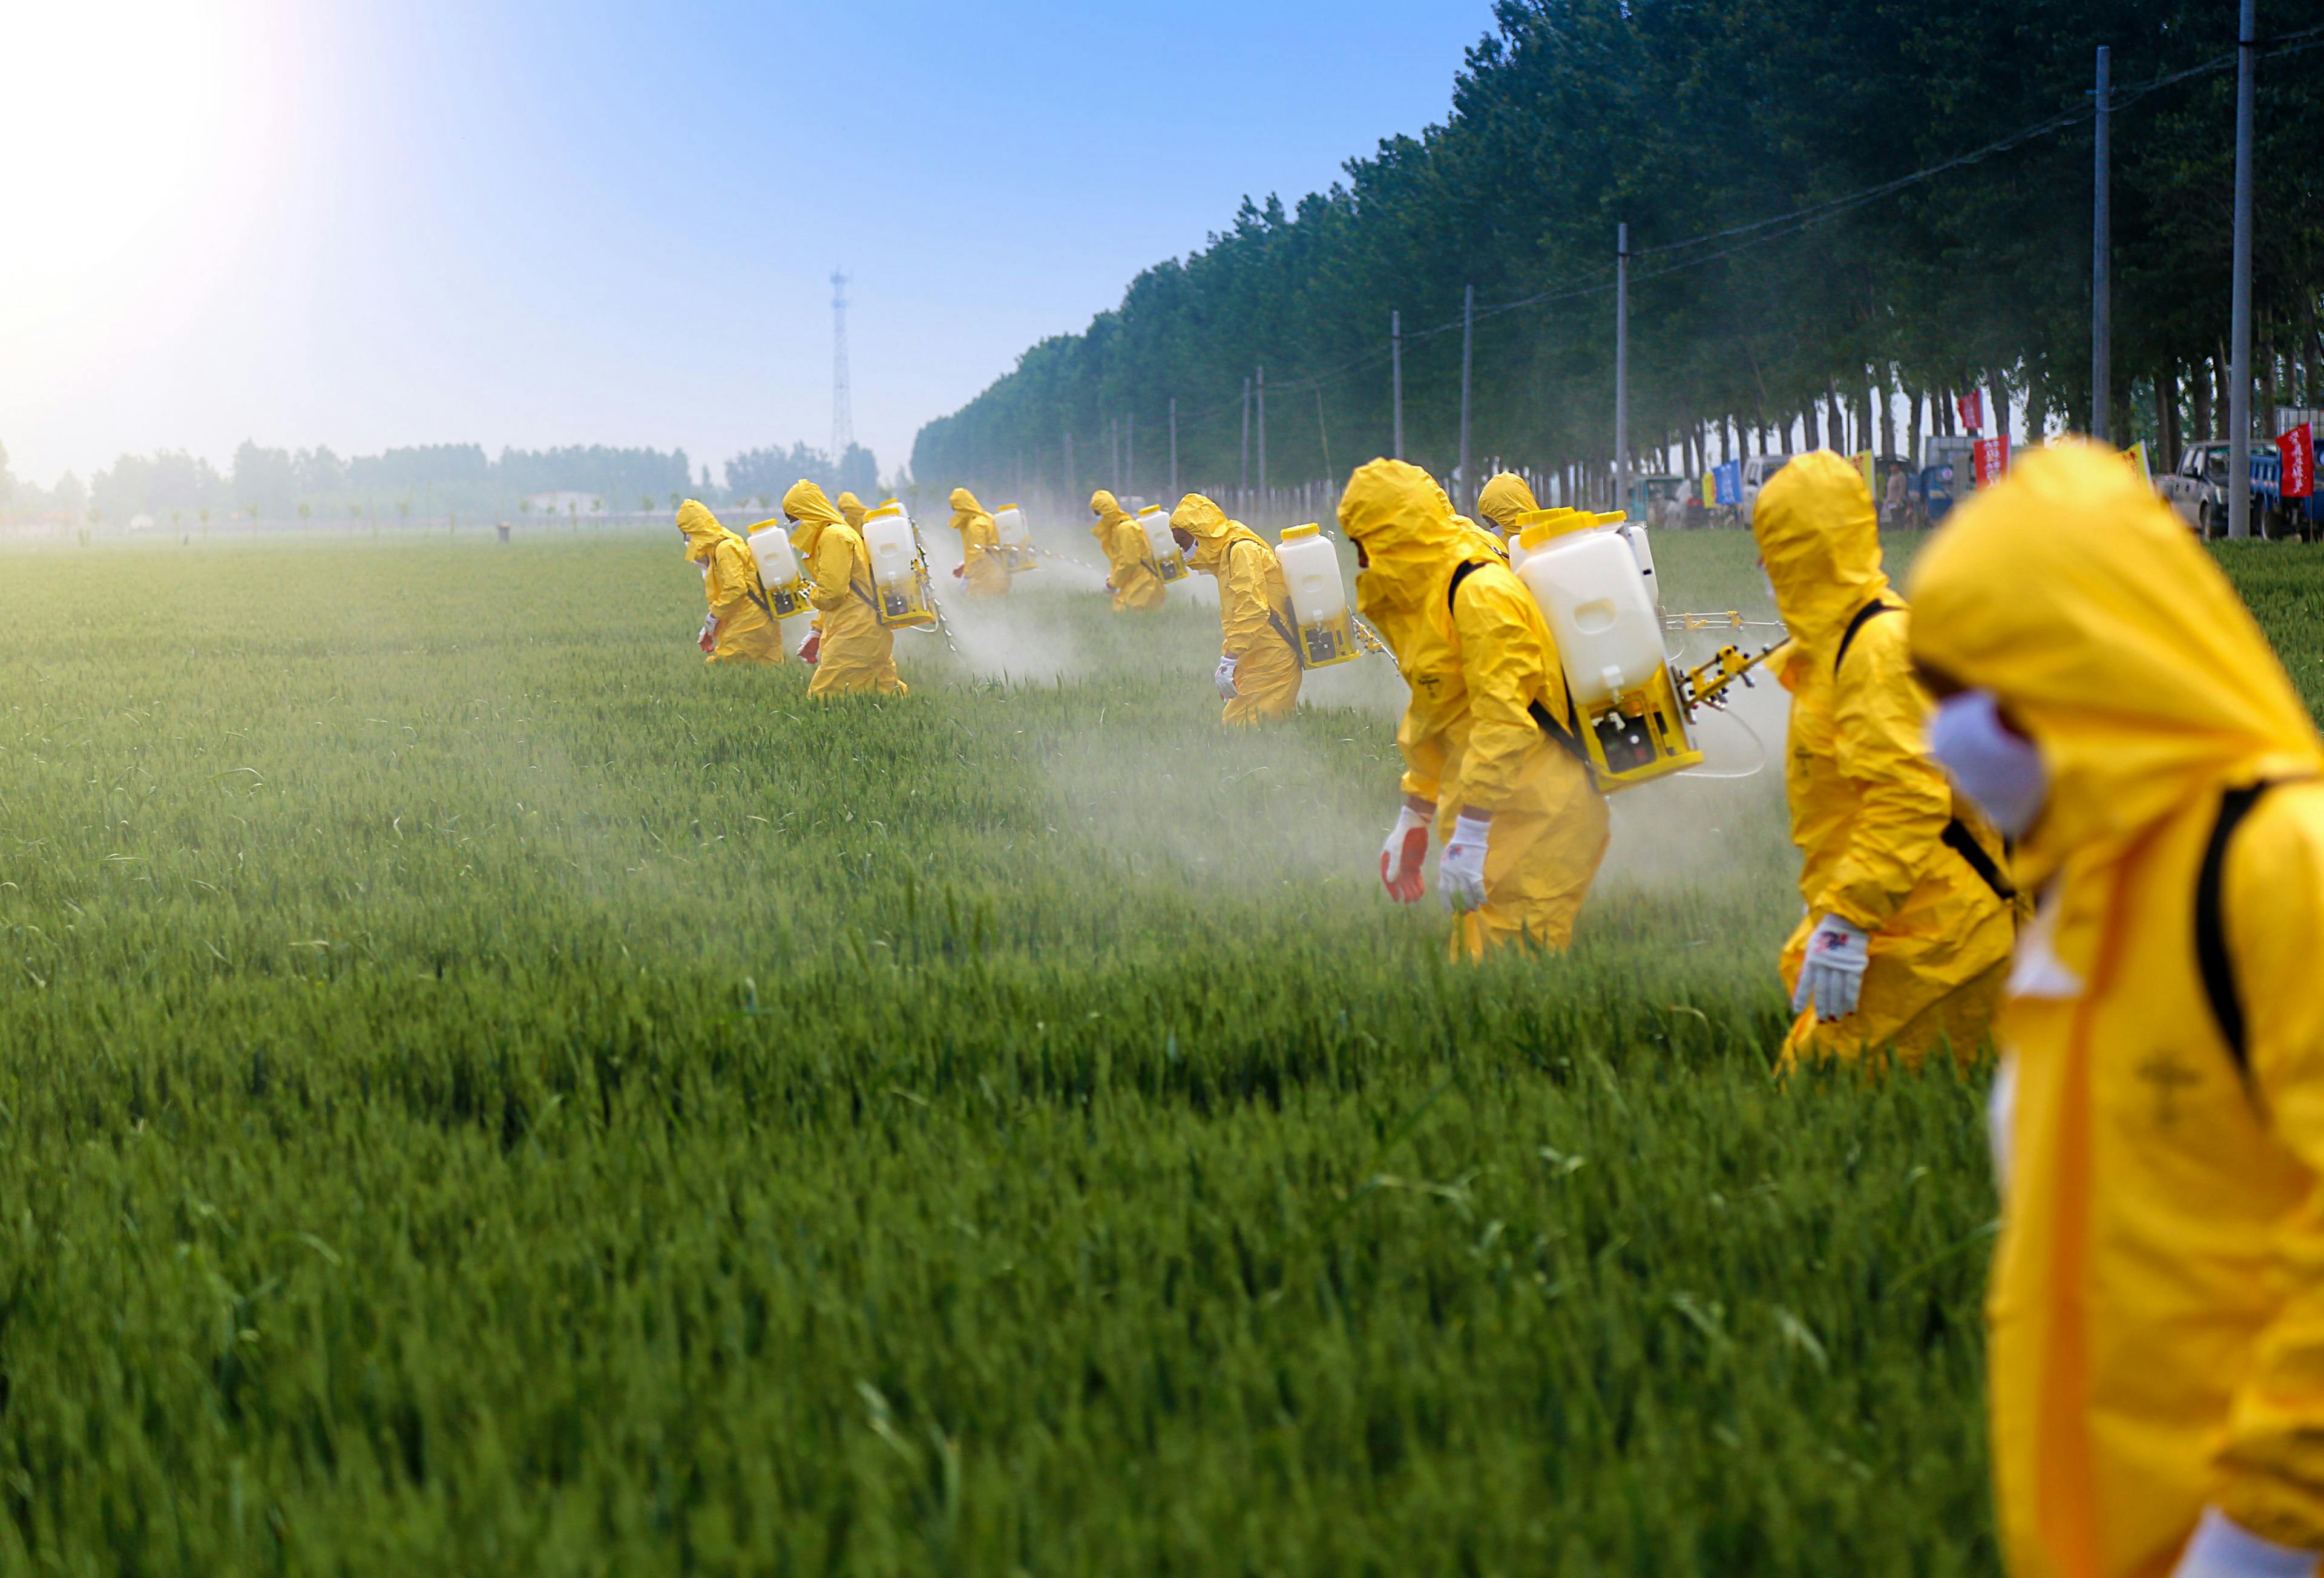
[4,0,1495,491]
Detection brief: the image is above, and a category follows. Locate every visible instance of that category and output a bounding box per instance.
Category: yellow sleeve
[1819,615,1953,932]
[1219,539,1279,661]
[963,514,998,567]
[1112,520,1153,574]
[2216,790,2324,1547]
[806,531,856,613]
[1448,565,1555,813]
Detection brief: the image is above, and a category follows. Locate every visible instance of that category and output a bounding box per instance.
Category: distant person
[784,480,904,699]
[836,491,870,530]
[1340,459,1609,957]
[947,487,1009,598]
[1753,451,2015,1067]
[676,500,784,666]
[1089,489,1164,612]
[1169,494,1301,725]
[1909,443,2324,1578]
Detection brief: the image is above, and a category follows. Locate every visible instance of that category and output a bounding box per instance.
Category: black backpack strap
[1446,558,1596,779]
[1941,818,2017,903]
[2196,782,2277,1075]
[1833,599,1899,676]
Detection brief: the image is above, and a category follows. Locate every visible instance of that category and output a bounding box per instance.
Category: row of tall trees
[912,0,2324,504]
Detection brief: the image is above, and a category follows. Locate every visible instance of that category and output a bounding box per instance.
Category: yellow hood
[1752,450,1888,656]
[1089,489,1134,540]
[1475,473,1539,536]
[1340,459,1480,658]
[948,486,987,525]
[1908,441,2323,886]
[783,479,848,561]
[677,498,731,564]
[1170,493,1264,575]
[836,491,867,529]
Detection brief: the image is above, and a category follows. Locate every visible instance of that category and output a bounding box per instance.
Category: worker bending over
[1090,489,1164,612]
[1170,494,1302,725]
[784,480,905,699]
[1754,450,2014,1067]
[677,500,784,666]
[1475,471,1540,543]
[947,487,1009,598]
[1340,459,1608,957]
[1910,444,2324,1578]
[836,491,870,529]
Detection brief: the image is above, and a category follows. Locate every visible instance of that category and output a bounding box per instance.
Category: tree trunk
[2192,361,2213,442]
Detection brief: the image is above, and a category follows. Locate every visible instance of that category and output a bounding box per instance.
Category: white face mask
[1928,689,2047,839]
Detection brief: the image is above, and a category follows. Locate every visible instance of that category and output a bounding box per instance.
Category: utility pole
[2092,45,2113,444]
[2228,0,2257,538]
[830,270,853,462]
[1615,223,1631,514]
[1458,284,1474,512]
[1315,387,1333,484]
[1169,398,1178,498]
[1257,365,1269,499]
[1391,310,1405,460]
[1241,378,1251,494]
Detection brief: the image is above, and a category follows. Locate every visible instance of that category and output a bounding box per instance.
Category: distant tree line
[1,439,884,525]
[911,0,2324,503]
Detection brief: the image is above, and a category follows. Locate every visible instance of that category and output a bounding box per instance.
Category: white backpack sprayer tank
[1275,524,1360,669]
[744,520,810,619]
[992,505,1036,572]
[862,506,938,629]
[1137,505,1188,582]
[1512,508,1702,790]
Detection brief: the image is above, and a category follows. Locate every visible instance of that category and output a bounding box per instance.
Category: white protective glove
[1790,913,1871,1021]
[2171,1510,2320,1578]
[1380,802,1432,903]
[1214,653,1240,699]
[1437,813,1491,914]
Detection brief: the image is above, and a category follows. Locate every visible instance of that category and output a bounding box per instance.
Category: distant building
[522,491,605,517]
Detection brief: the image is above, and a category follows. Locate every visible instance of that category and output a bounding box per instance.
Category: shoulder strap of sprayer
[2194,780,2303,1079]
[1446,558,1595,781]
[1233,539,1301,656]
[1830,597,2015,906]
[1832,598,1899,676]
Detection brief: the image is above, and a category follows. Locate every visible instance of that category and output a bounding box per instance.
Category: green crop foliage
[2,529,2316,1575]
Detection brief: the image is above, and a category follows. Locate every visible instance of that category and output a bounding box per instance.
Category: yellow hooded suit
[785,480,904,699]
[1090,489,1164,612]
[1171,494,1301,725]
[1340,459,1609,957]
[948,487,1009,598]
[1753,450,2015,1067]
[677,500,784,666]
[1910,443,2324,1578]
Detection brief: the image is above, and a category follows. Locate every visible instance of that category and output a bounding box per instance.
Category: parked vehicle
[1911,462,1961,529]
[1712,453,1791,528]
[1626,474,1688,530]
[2156,441,2309,539]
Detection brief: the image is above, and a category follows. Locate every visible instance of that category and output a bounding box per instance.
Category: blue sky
[1,0,1498,487]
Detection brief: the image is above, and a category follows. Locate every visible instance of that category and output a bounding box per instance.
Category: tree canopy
[911,0,2324,502]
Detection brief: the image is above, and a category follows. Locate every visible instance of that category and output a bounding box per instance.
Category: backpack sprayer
[744,519,813,620]
[991,505,1037,574]
[1275,523,1390,669]
[1506,508,1785,791]
[861,502,942,630]
[1137,504,1190,583]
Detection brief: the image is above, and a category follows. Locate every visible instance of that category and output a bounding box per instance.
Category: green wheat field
[3,526,2319,1575]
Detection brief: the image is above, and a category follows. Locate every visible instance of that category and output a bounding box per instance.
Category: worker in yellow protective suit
[784,479,904,699]
[947,487,1009,598]
[1908,444,2324,1578]
[1339,459,1609,957]
[836,491,869,529]
[1170,494,1302,725]
[1753,450,2015,1067]
[677,499,784,665]
[1089,489,1164,612]
[1475,471,1539,542]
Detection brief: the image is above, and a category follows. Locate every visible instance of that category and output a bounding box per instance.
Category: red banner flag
[2279,422,2316,500]
[1973,434,2010,488]
[1957,389,1985,431]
